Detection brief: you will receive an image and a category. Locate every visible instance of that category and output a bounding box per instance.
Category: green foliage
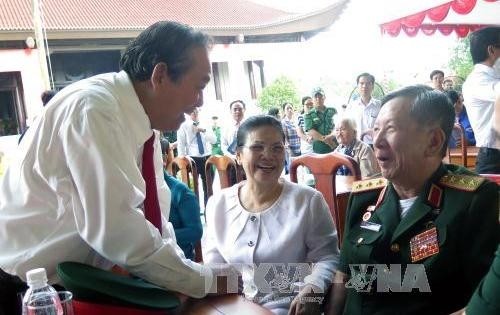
[257,76,300,112]
[448,37,473,81]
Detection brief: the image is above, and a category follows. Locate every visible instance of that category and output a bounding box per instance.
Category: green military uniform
[304,107,337,153]
[466,245,500,315]
[339,164,499,314]
[211,125,223,155]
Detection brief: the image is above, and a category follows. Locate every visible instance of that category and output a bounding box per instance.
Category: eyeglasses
[243,144,285,154]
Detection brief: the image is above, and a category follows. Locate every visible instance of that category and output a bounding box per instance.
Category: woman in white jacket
[204,115,339,315]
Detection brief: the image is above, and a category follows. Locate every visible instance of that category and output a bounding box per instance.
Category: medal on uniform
[362,211,372,221]
[410,227,439,262]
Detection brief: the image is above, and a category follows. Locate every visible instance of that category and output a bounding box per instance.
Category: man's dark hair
[229,100,246,110]
[41,90,56,106]
[301,96,312,105]
[268,107,280,118]
[160,138,170,155]
[236,115,285,149]
[120,21,211,82]
[381,85,454,157]
[356,72,375,84]
[445,90,460,104]
[469,27,500,64]
[429,70,444,80]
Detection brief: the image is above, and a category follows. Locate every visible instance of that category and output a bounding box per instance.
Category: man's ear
[426,127,446,157]
[151,62,169,90]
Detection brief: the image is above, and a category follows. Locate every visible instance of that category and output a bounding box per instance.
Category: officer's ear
[425,127,445,157]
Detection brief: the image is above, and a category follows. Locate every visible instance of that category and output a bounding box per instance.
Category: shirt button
[250,215,257,222]
[390,243,400,252]
[248,241,254,247]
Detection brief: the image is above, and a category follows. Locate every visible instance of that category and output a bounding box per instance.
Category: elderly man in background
[462,26,500,174]
[326,85,498,315]
[333,117,380,178]
[346,73,382,147]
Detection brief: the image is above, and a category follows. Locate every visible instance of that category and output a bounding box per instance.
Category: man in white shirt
[221,100,246,157]
[346,73,382,146]
[0,21,236,314]
[462,26,500,174]
[177,108,215,205]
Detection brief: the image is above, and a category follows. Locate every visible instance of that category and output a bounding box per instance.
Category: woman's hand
[288,284,323,315]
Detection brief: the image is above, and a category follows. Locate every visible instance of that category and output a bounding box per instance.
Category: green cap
[57,262,180,309]
[311,87,325,97]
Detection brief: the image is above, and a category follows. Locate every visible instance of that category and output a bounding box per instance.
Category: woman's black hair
[236,115,285,149]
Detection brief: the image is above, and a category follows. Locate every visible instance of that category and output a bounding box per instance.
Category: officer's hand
[288,284,323,315]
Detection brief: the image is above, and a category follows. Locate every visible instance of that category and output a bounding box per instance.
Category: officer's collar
[419,163,447,209]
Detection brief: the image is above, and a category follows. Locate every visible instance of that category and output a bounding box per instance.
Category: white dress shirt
[177,118,215,157]
[462,63,500,149]
[204,179,339,314]
[221,120,241,157]
[0,71,212,297]
[346,97,381,145]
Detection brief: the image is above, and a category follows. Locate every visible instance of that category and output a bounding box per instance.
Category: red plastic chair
[168,156,200,200]
[480,174,500,185]
[289,152,361,246]
[73,300,170,315]
[204,155,244,199]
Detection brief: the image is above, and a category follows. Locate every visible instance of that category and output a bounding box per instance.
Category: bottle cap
[26,268,48,286]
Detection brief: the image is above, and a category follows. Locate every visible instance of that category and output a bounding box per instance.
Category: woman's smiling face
[236,125,285,185]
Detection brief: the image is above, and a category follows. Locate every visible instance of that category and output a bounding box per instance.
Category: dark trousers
[0,268,27,315]
[475,147,500,174]
[191,155,213,206]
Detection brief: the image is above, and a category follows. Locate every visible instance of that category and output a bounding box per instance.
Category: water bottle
[22,268,63,315]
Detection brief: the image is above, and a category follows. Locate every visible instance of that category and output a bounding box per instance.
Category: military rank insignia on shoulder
[351,178,388,193]
[439,173,485,192]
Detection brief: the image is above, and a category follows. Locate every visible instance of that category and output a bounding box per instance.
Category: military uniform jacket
[339,164,499,315]
[304,107,337,153]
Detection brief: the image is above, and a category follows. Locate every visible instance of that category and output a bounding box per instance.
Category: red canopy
[381,0,499,37]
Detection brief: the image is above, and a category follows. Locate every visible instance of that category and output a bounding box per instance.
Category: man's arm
[176,125,188,156]
[63,105,213,298]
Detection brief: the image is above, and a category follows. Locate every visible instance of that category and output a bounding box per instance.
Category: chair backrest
[168,156,199,199]
[445,124,467,167]
[167,155,203,262]
[289,152,361,245]
[205,155,243,199]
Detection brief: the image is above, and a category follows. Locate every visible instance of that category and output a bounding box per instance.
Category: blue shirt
[164,172,202,260]
[449,107,476,148]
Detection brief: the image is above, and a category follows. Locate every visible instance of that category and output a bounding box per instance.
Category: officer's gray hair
[381,85,454,158]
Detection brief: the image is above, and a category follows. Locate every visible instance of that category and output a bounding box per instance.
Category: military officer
[304,87,338,153]
[325,85,499,315]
